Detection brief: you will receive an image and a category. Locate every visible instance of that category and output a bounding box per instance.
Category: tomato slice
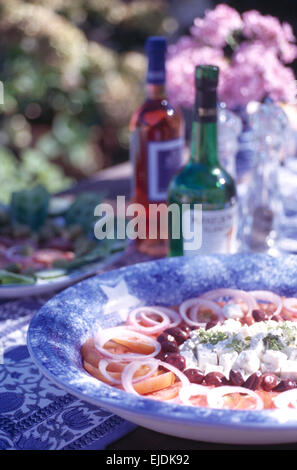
[146,382,181,401]
[221,392,260,410]
[32,248,74,267]
[112,338,156,355]
[81,338,105,368]
[196,308,218,323]
[257,390,278,409]
[134,371,175,395]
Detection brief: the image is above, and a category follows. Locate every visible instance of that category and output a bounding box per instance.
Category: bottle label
[147,138,184,201]
[182,204,238,255]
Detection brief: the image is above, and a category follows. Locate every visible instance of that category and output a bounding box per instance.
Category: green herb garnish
[198,329,229,345]
[263,333,284,351]
[226,337,251,353]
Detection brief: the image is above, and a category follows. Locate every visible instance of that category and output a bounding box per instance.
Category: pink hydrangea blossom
[190,4,243,48]
[166,4,297,109]
[166,38,226,108]
[242,10,297,63]
[219,64,265,109]
[219,43,295,107]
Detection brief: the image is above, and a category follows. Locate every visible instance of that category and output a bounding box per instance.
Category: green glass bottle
[168,65,238,256]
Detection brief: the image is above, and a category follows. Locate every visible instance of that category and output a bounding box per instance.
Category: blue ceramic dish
[27,253,297,444]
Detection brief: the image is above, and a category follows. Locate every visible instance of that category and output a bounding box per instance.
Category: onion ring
[157,360,191,389]
[121,358,190,396]
[206,385,264,410]
[283,298,297,317]
[121,359,160,395]
[93,326,161,361]
[249,290,283,317]
[273,389,297,409]
[140,306,181,327]
[98,359,122,384]
[127,306,180,334]
[179,383,209,406]
[179,297,223,327]
[201,288,257,321]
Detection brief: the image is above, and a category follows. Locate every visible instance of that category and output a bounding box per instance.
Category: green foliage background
[0,0,170,202]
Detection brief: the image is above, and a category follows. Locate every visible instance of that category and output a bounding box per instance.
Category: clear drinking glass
[241,101,290,254]
[275,124,297,254]
[218,104,242,179]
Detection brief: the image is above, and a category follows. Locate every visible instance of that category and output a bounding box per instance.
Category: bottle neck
[190,120,219,167]
[146,83,166,100]
[190,89,219,167]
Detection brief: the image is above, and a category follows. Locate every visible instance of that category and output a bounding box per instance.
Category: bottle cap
[146,36,167,84]
[195,65,219,89]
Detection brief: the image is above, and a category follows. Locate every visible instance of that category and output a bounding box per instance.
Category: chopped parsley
[278,323,297,346]
[263,333,284,351]
[226,337,251,353]
[197,329,229,345]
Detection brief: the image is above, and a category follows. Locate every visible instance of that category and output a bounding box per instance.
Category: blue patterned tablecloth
[0,296,136,450]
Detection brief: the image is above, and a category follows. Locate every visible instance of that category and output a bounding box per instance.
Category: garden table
[1,162,297,451]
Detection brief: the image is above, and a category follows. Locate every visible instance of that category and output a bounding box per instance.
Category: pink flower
[165,4,297,109]
[242,10,297,63]
[219,63,265,109]
[283,22,295,42]
[219,42,296,107]
[166,38,226,108]
[190,4,243,48]
[262,55,296,103]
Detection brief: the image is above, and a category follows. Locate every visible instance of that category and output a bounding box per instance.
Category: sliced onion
[283,298,297,317]
[249,290,283,317]
[127,306,180,334]
[144,306,181,328]
[179,383,209,406]
[201,288,257,321]
[121,358,190,396]
[179,297,223,327]
[121,359,160,395]
[157,360,191,389]
[98,359,122,384]
[98,359,155,386]
[93,326,161,360]
[206,386,264,410]
[273,389,297,408]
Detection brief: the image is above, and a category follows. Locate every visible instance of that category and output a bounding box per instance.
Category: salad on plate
[0,185,125,287]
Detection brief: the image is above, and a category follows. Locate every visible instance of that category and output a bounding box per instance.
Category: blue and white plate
[27,253,297,445]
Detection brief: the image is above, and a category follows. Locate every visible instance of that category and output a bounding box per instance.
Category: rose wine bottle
[168,65,238,256]
[129,36,184,256]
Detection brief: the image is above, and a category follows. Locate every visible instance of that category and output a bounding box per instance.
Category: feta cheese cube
[180,349,197,369]
[280,360,297,381]
[196,347,217,372]
[212,318,241,334]
[261,349,287,374]
[247,321,269,336]
[218,351,238,378]
[233,350,260,378]
[249,333,265,355]
[285,347,297,361]
[222,303,244,320]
